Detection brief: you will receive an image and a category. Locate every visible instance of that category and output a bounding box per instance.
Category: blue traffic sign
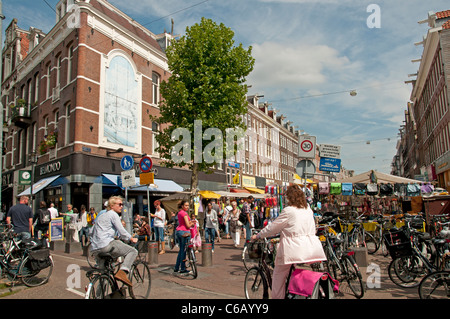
[120,155,134,170]
[319,157,341,173]
[139,156,153,173]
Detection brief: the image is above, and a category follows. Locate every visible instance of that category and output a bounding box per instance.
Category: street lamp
[106,147,123,156]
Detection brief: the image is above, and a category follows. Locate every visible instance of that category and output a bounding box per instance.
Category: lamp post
[29,151,38,210]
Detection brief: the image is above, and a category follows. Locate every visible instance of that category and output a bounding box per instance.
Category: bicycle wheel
[88,274,116,299]
[184,247,198,279]
[242,245,259,271]
[128,261,151,299]
[20,255,54,287]
[418,270,450,299]
[388,255,429,288]
[244,267,269,299]
[364,232,378,254]
[341,255,364,299]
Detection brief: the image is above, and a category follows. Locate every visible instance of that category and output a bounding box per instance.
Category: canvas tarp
[335,170,424,185]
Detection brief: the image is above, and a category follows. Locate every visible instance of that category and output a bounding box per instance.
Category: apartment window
[56,54,62,87]
[32,122,37,153]
[65,103,71,145]
[18,130,23,165]
[152,72,160,105]
[46,63,51,99]
[34,72,39,104]
[152,121,159,155]
[67,45,73,83]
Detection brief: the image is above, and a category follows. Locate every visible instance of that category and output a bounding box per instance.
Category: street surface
[0,236,425,301]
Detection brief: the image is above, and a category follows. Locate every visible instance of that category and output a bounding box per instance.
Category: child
[190,212,201,253]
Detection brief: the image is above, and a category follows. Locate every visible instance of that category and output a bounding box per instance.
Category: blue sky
[3,0,449,175]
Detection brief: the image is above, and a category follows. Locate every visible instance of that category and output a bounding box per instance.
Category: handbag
[238,212,247,225]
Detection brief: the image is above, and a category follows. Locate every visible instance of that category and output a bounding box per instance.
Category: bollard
[202,242,213,267]
[352,247,368,268]
[147,241,158,265]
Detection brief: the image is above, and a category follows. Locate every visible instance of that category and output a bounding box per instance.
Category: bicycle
[386,215,449,288]
[366,215,395,256]
[339,212,377,254]
[176,232,198,279]
[418,270,450,299]
[244,236,336,299]
[317,222,364,299]
[0,225,53,287]
[242,228,271,271]
[85,242,151,299]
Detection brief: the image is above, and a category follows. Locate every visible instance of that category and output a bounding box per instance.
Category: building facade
[396,10,450,189]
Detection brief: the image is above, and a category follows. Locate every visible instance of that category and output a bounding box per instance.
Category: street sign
[139,156,153,173]
[298,135,316,159]
[319,157,341,172]
[19,170,32,185]
[140,172,154,185]
[296,159,316,177]
[121,169,136,188]
[319,144,341,159]
[120,155,134,171]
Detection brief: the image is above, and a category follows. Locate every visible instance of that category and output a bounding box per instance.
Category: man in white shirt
[48,203,59,219]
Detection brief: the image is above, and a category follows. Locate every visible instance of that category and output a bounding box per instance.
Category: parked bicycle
[418,270,450,299]
[0,224,53,287]
[85,241,151,299]
[366,215,395,256]
[316,221,364,299]
[386,214,450,289]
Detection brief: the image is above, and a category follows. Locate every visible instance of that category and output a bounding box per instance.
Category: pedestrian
[86,207,97,243]
[190,212,201,253]
[227,200,241,248]
[223,201,231,239]
[210,199,221,242]
[251,184,326,299]
[6,195,33,239]
[174,200,194,274]
[135,217,151,245]
[204,201,218,252]
[90,196,138,287]
[61,204,74,224]
[33,201,50,239]
[151,200,166,254]
[241,196,254,242]
[48,203,59,219]
[78,205,89,246]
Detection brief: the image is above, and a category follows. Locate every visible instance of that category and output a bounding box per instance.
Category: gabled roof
[436,10,450,19]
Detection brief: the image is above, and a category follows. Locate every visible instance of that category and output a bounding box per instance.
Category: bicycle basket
[28,248,52,271]
[248,241,264,259]
[383,230,412,259]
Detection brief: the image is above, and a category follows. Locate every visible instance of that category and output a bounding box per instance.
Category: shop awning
[199,190,222,199]
[18,175,61,196]
[229,188,250,193]
[101,174,183,193]
[244,187,265,194]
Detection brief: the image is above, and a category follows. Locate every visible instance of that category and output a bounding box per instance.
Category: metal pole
[0,0,5,215]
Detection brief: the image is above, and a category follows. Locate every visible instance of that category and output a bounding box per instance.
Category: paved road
[1,237,423,300]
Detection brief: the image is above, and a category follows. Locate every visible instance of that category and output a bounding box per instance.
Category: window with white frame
[152,72,160,105]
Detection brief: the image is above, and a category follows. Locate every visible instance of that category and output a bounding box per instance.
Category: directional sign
[120,155,134,171]
[298,135,316,159]
[319,157,341,173]
[139,156,153,173]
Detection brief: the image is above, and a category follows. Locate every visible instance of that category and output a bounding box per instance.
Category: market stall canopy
[335,170,424,184]
[199,190,221,199]
[159,191,190,215]
[244,187,265,194]
[215,191,265,199]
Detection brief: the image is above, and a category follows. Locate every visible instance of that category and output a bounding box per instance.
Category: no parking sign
[298,135,316,159]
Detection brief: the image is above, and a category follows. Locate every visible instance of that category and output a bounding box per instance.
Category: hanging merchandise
[318,182,329,195]
[379,183,393,196]
[341,183,353,196]
[330,183,342,195]
[354,183,366,196]
[366,183,379,196]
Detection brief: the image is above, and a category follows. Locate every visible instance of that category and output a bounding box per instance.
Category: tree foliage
[152,18,254,191]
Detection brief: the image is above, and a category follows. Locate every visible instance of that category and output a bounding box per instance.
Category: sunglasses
[116,203,124,206]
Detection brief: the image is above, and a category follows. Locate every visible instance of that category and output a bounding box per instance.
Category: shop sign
[242,175,256,187]
[39,161,62,176]
[319,144,341,159]
[18,170,32,185]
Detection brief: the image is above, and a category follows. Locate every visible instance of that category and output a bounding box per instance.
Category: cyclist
[174,200,194,273]
[90,196,138,287]
[251,184,326,299]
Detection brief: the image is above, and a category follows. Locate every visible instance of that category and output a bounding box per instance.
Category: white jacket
[258,205,326,265]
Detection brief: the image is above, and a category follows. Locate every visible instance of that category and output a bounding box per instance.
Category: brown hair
[286,184,308,209]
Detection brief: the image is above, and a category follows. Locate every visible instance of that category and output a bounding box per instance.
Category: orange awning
[229,188,250,193]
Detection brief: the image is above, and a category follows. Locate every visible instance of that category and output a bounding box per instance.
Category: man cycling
[90,196,138,286]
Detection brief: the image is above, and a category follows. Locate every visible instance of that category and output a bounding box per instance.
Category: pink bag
[192,232,202,248]
[288,268,339,297]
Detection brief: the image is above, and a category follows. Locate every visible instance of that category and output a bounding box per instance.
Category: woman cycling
[251,184,326,299]
[174,200,194,273]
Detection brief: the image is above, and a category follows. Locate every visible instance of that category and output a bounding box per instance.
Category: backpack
[238,212,248,225]
[39,208,51,225]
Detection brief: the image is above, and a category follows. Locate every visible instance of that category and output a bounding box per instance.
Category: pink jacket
[258,206,326,265]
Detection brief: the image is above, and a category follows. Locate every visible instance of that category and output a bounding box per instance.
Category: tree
[152,18,254,197]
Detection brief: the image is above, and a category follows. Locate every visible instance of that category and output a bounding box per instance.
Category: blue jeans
[155,227,164,242]
[174,230,190,271]
[244,221,252,242]
[205,227,215,250]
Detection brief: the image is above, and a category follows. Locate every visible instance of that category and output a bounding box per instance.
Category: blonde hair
[108,196,124,209]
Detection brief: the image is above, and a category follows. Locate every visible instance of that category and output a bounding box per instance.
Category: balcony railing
[10,105,31,128]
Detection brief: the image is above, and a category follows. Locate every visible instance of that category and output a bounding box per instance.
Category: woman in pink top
[174,200,194,273]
